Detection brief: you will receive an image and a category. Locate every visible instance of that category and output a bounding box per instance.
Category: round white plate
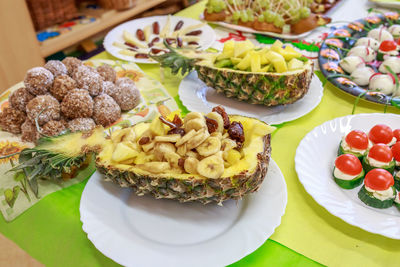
[179,71,323,125]
[80,159,287,267]
[104,16,216,64]
[295,113,400,239]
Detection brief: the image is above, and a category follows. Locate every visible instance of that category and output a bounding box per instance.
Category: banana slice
[184,118,206,132]
[164,151,181,169]
[197,155,224,179]
[186,150,199,159]
[176,143,187,156]
[210,131,222,139]
[175,129,196,147]
[137,162,170,174]
[184,157,199,174]
[206,112,224,133]
[184,112,204,123]
[154,134,181,143]
[187,130,209,150]
[221,138,237,151]
[196,136,221,157]
[154,142,176,161]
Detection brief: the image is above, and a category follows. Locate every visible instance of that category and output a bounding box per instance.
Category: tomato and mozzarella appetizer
[377,40,399,61]
[391,142,400,167]
[379,57,400,74]
[363,143,395,173]
[393,129,400,142]
[368,73,396,95]
[339,56,365,74]
[350,66,375,86]
[358,168,395,208]
[388,24,400,39]
[333,154,365,189]
[395,172,400,191]
[367,27,394,42]
[368,124,396,146]
[347,46,376,62]
[339,130,370,159]
[354,37,380,51]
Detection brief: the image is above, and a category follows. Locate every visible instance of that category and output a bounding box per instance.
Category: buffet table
[1,1,400,266]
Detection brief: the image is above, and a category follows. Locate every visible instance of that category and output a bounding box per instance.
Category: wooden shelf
[39,0,166,57]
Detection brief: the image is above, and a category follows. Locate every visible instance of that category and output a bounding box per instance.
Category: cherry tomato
[391,142,400,162]
[345,130,369,150]
[368,143,393,162]
[364,168,394,191]
[368,124,393,144]
[379,40,397,52]
[393,129,400,141]
[335,154,363,175]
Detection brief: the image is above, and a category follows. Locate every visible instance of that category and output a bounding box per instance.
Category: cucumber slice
[337,141,364,160]
[362,156,395,174]
[333,167,365,189]
[358,185,395,209]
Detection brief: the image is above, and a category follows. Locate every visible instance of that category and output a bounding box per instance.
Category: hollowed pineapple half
[96,112,274,204]
[11,108,274,204]
[151,40,314,106]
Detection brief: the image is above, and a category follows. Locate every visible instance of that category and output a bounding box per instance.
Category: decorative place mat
[0,59,177,221]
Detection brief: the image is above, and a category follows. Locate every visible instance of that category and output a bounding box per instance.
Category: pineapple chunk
[231,57,242,65]
[225,149,242,165]
[266,51,287,73]
[236,53,252,70]
[281,46,302,61]
[133,122,149,141]
[288,58,304,70]
[133,152,155,164]
[250,52,261,72]
[122,30,146,48]
[149,116,166,136]
[112,142,139,163]
[217,40,235,60]
[270,40,285,54]
[234,40,254,58]
[258,48,270,65]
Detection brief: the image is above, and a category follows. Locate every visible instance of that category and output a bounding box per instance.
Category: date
[205,116,218,133]
[174,20,184,31]
[152,22,160,34]
[168,127,186,136]
[135,53,149,59]
[165,38,176,45]
[188,41,199,46]
[177,37,183,48]
[186,30,202,36]
[212,106,230,129]
[172,114,183,128]
[148,37,160,47]
[228,121,244,149]
[124,42,138,49]
[136,29,145,41]
[138,136,150,145]
[151,48,166,54]
[178,158,185,168]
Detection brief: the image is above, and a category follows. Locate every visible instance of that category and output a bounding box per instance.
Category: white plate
[178,71,323,125]
[104,16,216,64]
[369,0,400,9]
[80,159,287,267]
[295,113,400,239]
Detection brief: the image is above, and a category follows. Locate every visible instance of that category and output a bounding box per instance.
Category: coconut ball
[347,46,376,62]
[339,56,365,74]
[111,82,141,111]
[21,119,40,143]
[44,60,68,77]
[102,81,117,96]
[62,57,83,76]
[0,107,26,134]
[369,74,395,95]
[9,87,34,112]
[50,75,77,101]
[115,77,135,86]
[72,65,104,96]
[61,89,93,119]
[368,27,394,42]
[26,95,60,126]
[93,94,121,127]
[97,64,116,83]
[350,67,375,86]
[354,37,380,51]
[68,118,96,132]
[42,120,66,136]
[24,67,54,96]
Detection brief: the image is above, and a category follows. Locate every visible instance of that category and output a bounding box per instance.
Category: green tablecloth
[1,1,400,266]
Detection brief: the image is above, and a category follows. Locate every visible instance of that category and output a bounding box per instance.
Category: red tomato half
[379,40,397,52]
[364,169,394,191]
[393,129,400,141]
[345,130,369,150]
[335,154,363,175]
[368,124,393,144]
[391,142,400,162]
[368,144,393,162]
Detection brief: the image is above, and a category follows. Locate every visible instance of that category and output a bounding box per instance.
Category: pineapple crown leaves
[149,40,197,76]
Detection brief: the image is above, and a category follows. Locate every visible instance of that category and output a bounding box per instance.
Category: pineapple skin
[195,61,314,106]
[96,135,271,204]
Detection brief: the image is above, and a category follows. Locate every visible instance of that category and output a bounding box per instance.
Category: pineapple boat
[10,106,275,204]
[151,39,314,106]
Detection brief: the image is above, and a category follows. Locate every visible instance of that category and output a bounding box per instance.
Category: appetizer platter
[319,11,400,106]
[103,15,216,63]
[80,159,287,267]
[152,39,315,107]
[202,0,332,39]
[295,113,400,239]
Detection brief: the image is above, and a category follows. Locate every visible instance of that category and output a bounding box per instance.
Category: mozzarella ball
[350,67,375,86]
[339,56,365,73]
[388,24,400,38]
[348,46,376,62]
[354,37,380,51]
[379,57,400,74]
[369,74,395,95]
[367,28,394,42]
